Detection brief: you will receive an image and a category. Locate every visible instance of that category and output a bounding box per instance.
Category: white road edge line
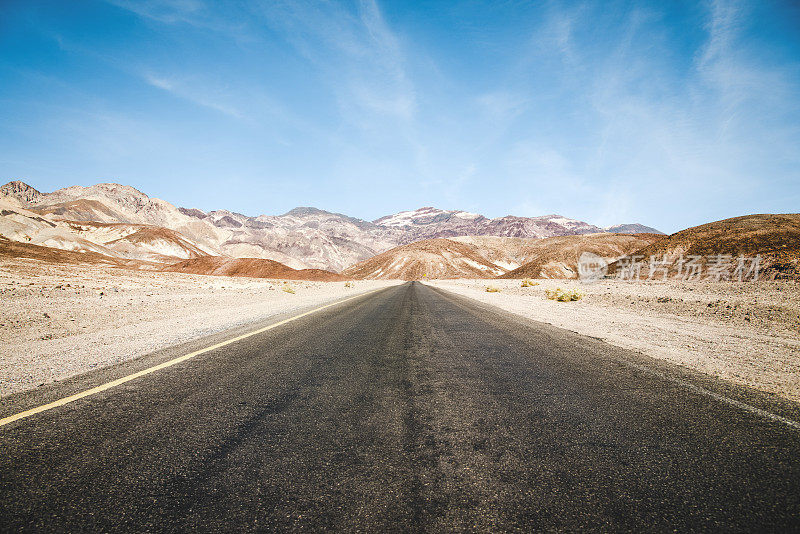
[618,359,800,431]
[0,287,386,429]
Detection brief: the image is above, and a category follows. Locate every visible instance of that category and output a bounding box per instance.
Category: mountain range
[0,180,662,272]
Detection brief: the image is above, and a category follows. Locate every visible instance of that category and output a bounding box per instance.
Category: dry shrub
[283,285,296,294]
[344,281,354,288]
[485,285,501,293]
[545,287,582,301]
[521,279,539,287]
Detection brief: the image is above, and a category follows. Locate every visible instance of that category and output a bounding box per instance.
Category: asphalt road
[1,281,799,532]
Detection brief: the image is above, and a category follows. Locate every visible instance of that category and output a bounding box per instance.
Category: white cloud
[58,0,799,229]
[142,73,245,119]
[106,0,212,27]
[254,0,417,125]
[143,74,173,91]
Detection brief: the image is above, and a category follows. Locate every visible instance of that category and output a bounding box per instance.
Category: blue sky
[1,0,799,232]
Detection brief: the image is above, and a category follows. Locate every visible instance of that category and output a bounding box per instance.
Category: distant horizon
[2,1,799,234]
[7,176,798,233]
[5,176,670,231]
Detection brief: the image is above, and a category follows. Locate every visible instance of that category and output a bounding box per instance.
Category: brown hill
[607,214,800,280]
[0,236,153,269]
[103,226,209,262]
[161,256,346,281]
[341,238,507,280]
[451,235,543,271]
[499,233,665,279]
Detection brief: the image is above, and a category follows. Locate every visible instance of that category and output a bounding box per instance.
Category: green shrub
[545,288,583,301]
[283,285,295,294]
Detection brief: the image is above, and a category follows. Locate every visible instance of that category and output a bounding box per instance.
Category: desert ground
[0,258,400,397]
[426,278,800,403]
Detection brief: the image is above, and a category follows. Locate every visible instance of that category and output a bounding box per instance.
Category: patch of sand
[426,278,800,402]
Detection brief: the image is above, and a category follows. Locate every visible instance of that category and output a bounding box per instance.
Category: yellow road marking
[0,288,385,428]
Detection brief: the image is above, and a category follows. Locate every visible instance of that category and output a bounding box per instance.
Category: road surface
[1,281,799,531]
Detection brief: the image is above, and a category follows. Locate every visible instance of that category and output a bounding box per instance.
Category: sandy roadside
[0,259,400,397]
[425,278,800,403]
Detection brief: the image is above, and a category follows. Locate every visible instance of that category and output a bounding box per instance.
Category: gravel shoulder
[0,258,400,397]
[425,278,800,403]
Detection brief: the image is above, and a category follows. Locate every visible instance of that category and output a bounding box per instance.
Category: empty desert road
[1,282,799,531]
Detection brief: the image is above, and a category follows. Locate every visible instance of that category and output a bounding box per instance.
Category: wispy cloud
[500,0,800,227]
[257,0,417,124]
[121,0,421,147]
[105,0,205,24]
[697,0,743,74]
[5,0,798,227]
[104,0,248,35]
[142,72,245,120]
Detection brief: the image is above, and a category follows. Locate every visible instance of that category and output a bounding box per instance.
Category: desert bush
[485,285,501,293]
[283,285,295,294]
[344,281,353,288]
[521,279,539,287]
[545,287,582,301]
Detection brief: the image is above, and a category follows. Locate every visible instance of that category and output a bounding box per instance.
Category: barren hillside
[608,214,800,280]
[451,235,540,271]
[342,238,507,280]
[162,256,346,281]
[499,233,665,279]
[0,198,214,263]
[1,180,666,272]
[373,207,618,243]
[0,236,155,269]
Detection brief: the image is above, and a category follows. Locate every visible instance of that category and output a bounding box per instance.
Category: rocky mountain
[1,180,663,273]
[449,236,536,271]
[4,180,794,281]
[0,198,124,257]
[342,234,665,280]
[0,185,350,280]
[607,214,800,280]
[0,180,43,205]
[341,238,507,280]
[0,235,152,269]
[374,207,485,232]
[498,233,664,279]
[23,183,225,259]
[0,197,210,263]
[605,223,665,234]
[373,207,613,243]
[178,206,400,271]
[2,182,391,271]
